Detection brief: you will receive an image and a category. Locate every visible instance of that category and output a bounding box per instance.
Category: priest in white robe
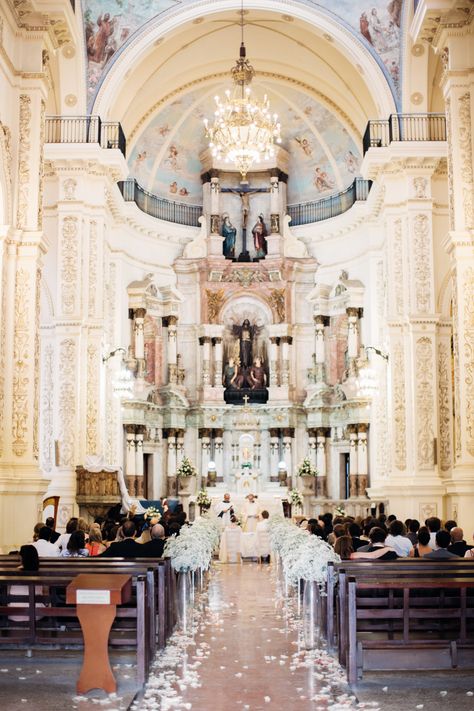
[214,493,235,530]
[243,493,260,533]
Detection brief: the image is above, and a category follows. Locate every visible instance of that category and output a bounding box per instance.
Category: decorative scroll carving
[464,267,474,456]
[392,218,404,317]
[12,268,30,456]
[206,288,224,323]
[88,221,97,318]
[416,337,434,468]
[16,94,31,229]
[60,216,78,314]
[393,342,406,470]
[0,256,6,457]
[37,99,45,229]
[33,267,41,460]
[86,342,99,455]
[41,343,54,472]
[438,342,452,471]
[105,261,118,465]
[452,269,461,460]
[222,268,268,287]
[413,214,431,313]
[458,92,473,228]
[58,338,76,467]
[445,97,455,230]
[269,288,286,323]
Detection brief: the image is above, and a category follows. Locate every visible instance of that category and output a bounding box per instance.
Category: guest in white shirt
[55,517,78,552]
[385,520,412,557]
[425,516,442,550]
[32,526,60,557]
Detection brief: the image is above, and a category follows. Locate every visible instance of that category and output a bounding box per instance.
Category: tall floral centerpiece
[297,457,318,495]
[288,488,303,515]
[176,456,197,494]
[196,488,212,514]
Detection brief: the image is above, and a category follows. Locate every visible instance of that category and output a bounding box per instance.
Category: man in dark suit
[100,520,143,557]
[139,524,166,558]
[447,527,472,557]
[423,530,459,559]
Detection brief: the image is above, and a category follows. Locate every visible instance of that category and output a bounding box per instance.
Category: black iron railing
[118,179,202,227]
[363,113,446,155]
[287,178,372,227]
[45,116,126,158]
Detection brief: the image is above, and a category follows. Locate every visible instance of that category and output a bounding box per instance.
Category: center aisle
[136,563,371,711]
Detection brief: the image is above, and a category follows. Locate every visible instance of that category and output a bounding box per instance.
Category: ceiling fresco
[128,81,362,205]
[82,0,403,106]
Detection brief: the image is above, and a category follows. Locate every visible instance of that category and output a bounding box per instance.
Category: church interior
[0,0,474,708]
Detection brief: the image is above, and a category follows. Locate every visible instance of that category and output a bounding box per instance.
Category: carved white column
[135,430,144,497]
[133,308,146,360]
[280,336,291,387]
[176,430,184,468]
[213,337,223,387]
[270,429,280,479]
[210,176,220,235]
[167,432,177,478]
[316,429,328,497]
[200,429,211,481]
[357,425,368,496]
[308,431,317,469]
[282,429,293,485]
[200,336,211,386]
[214,430,224,479]
[315,316,326,364]
[126,428,136,477]
[167,316,178,384]
[270,176,280,234]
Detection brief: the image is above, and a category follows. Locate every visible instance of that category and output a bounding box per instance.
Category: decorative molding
[412,213,431,313]
[37,99,45,229]
[438,341,452,471]
[60,216,78,314]
[86,342,99,455]
[458,92,473,228]
[452,268,462,460]
[16,94,31,229]
[445,97,455,230]
[12,268,30,456]
[33,266,41,460]
[416,336,434,469]
[41,343,54,471]
[463,266,474,457]
[393,342,406,470]
[58,338,76,467]
[392,217,404,317]
[88,220,98,319]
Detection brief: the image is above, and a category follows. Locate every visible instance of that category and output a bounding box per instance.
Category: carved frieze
[438,341,452,471]
[86,342,99,456]
[58,338,76,467]
[416,337,434,469]
[463,267,474,456]
[222,268,269,287]
[393,342,406,470]
[88,221,98,319]
[452,269,462,460]
[458,92,473,228]
[33,266,41,460]
[412,214,431,313]
[16,94,31,229]
[60,216,79,314]
[41,343,54,472]
[12,268,30,456]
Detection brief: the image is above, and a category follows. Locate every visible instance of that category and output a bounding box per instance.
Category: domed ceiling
[83,0,403,106]
[127,79,362,204]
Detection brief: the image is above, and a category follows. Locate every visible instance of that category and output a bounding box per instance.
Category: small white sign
[76,589,111,605]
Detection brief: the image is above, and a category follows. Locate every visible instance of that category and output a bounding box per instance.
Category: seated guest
[387,514,397,524]
[423,529,458,559]
[307,522,326,539]
[55,517,78,552]
[32,522,44,543]
[348,523,365,551]
[351,527,399,560]
[100,520,142,557]
[385,520,412,557]
[256,510,270,532]
[409,526,432,557]
[45,516,60,544]
[9,546,46,622]
[407,519,420,545]
[334,535,354,560]
[444,519,457,533]
[140,524,166,558]
[327,523,345,546]
[465,534,474,559]
[319,512,334,536]
[85,527,106,556]
[425,516,442,549]
[61,530,89,557]
[33,526,60,557]
[448,527,471,557]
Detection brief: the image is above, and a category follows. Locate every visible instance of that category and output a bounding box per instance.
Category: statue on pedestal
[252,214,268,258]
[249,357,267,389]
[222,214,237,258]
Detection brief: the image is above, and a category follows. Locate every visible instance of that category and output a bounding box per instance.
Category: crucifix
[242,394,250,406]
[221,185,269,261]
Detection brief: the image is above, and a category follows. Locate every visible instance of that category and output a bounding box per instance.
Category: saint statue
[221,214,237,258]
[249,356,267,389]
[238,319,253,370]
[223,357,238,389]
[252,214,268,258]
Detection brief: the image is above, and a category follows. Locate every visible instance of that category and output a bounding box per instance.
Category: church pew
[324,559,474,655]
[0,572,151,684]
[345,575,474,684]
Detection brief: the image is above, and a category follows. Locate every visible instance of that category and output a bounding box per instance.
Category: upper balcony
[362,113,446,155]
[45,116,126,158]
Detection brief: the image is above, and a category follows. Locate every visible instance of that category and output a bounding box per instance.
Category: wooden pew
[346,575,474,683]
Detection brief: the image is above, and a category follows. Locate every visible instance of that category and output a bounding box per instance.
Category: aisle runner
[134,565,381,711]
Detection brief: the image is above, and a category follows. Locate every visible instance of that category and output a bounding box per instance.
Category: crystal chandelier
[203,7,282,183]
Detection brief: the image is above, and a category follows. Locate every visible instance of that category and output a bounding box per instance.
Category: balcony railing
[118,179,202,227]
[363,113,446,155]
[287,178,372,227]
[45,116,126,158]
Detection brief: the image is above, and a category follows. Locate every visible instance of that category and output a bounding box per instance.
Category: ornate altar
[76,465,121,519]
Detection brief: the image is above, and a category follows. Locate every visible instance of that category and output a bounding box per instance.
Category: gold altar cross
[243,395,250,406]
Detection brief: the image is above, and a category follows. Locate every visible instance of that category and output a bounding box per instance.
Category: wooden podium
[67,573,132,693]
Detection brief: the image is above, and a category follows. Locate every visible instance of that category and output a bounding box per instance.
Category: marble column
[308,430,317,469]
[167,431,177,479]
[346,308,360,375]
[133,307,146,378]
[200,336,211,387]
[135,428,144,498]
[314,315,327,382]
[200,428,211,485]
[348,427,358,497]
[213,337,223,387]
[210,176,220,235]
[269,429,280,481]
[167,316,178,385]
[125,426,136,495]
[270,176,280,234]
[269,337,279,387]
[316,429,328,497]
[176,430,185,468]
[282,428,293,486]
[357,425,368,497]
[214,429,224,481]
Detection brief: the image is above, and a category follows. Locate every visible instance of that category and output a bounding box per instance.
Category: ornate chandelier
[203,9,282,183]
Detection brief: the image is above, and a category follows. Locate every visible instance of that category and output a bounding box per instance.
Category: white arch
[92,0,397,121]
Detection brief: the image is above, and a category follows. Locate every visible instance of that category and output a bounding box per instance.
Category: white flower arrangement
[268,514,340,588]
[176,456,197,478]
[164,518,220,572]
[196,489,212,507]
[288,488,303,508]
[144,506,161,522]
[297,457,318,477]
